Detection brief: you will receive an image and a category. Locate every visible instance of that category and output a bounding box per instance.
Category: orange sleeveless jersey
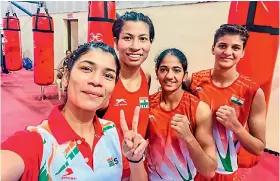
[146,91,200,180]
[190,69,260,180]
[103,68,149,138]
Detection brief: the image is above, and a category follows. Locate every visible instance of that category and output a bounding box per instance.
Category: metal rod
[18,1,41,4]
[10,1,33,17]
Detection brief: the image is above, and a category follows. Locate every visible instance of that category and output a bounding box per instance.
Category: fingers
[172,114,190,124]
[120,110,129,134]
[216,111,226,119]
[132,106,140,132]
[133,133,142,151]
[133,139,148,155]
[216,116,225,125]
[170,124,180,132]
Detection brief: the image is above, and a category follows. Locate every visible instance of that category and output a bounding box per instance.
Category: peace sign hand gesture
[120,106,148,162]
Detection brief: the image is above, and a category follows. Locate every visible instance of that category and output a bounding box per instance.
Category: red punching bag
[33,8,54,86]
[228,1,279,169]
[88,1,116,47]
[3,12,22,71]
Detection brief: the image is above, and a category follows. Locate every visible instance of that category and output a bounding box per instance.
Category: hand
[120,106,148,162]
[216,105,242,133]
[171,114,193,141]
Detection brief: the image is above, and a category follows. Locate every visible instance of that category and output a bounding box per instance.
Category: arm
[1,150,25,181]
[171,101,217,179]
[233,88,266,154]
[129,162,148,181]
[145,72,151,91]
[1,130,43,181]
[186,102,217,179]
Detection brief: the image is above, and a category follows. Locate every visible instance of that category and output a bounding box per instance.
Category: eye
[159,68,167,72]
[81,66,92,72]
[104,73,115,81]
[140,37,148,42]
[173,68,181,73]
[218,44,226,49]
[123,36,131,41]
[233,46,241,51]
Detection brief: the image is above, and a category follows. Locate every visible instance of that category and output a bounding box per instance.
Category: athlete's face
[212,34,245,70]
[156,54,186,92]
[63,49,117,112]
[115,21,152,68]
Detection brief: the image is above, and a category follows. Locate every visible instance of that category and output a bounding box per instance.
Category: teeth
[129,54,141,58]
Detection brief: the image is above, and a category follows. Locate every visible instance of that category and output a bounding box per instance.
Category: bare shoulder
[196,101,212,125]
[143,71,151,89]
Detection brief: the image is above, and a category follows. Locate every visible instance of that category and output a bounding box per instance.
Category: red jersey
[190,69,259,174]
[103,68,150,138]
[146,91,200,180]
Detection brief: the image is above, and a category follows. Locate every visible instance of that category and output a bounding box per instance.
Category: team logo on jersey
[194,86,203,94]
[61,168,77,180]
[107,157,119,167]
[139,97,149,108]
[230,94,245,106]
[114,98,127,106]
[149,114,156,121]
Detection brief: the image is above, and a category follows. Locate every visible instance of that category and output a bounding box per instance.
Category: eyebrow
[122,33,149,37]
[159,65,182,69]
[80,60,117,73]
[218,42,242,47]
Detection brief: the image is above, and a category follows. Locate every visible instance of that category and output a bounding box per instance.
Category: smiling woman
[1,42,148,181]
[146,48,217,180]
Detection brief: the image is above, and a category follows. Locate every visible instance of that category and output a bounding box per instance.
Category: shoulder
[238,74,260,96]
[149,91,161,109]
[1,130,43,168]
[196,101,212,124]
[190,69,211,87]
[192,69,210,80]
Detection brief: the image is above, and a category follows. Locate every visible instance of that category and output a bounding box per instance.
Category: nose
[223,47,233,56]
[130,39,141,51]
[165,70,174,79]
[89,70,102,87]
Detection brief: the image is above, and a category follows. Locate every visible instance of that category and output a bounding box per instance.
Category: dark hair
[155,48,188,90]
[66,50,72,54]
[213,24,250,49]
[67,42,120,81]
[155,48,188,72]
[63,42,120,104]
[112,11,155,43]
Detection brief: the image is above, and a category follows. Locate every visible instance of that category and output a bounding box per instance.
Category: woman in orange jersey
[186,24,266,181]
[146,48,217,181]
[97,11,154,139]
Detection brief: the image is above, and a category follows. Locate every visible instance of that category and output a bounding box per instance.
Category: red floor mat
[238,151,279,181]
[1,70,62,141]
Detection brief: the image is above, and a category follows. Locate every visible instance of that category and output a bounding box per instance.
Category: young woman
[1,42,148,181]
[146,48,217,181]
[186,24,266,181]
[98,11,154,139]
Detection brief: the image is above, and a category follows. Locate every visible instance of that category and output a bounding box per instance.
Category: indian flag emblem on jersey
[139,97,149,108]
[102,122,115,132]
[230,94,245,106]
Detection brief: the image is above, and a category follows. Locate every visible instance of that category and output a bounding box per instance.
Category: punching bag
[3,12,22,71]
[88,1,116,47]
[33,8,54,85]
[228,1,279,168]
